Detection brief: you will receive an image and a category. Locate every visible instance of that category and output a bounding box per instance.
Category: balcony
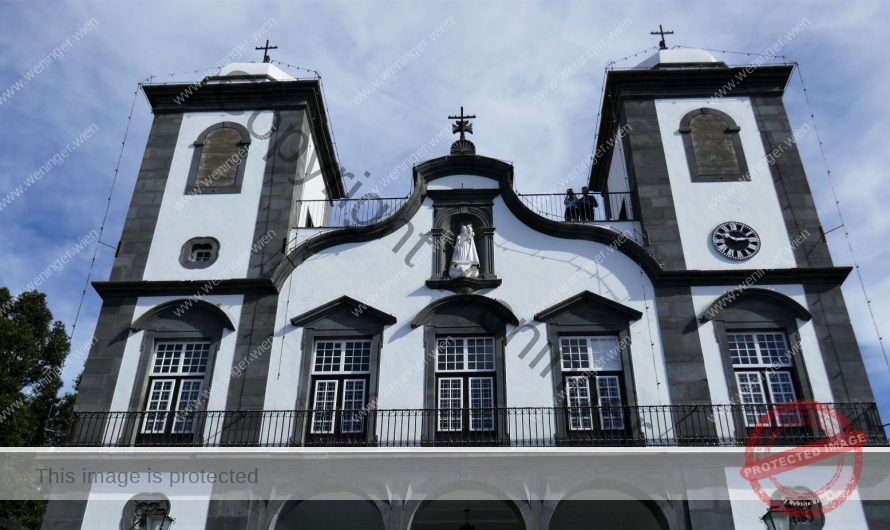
[514,191,637,223]
[296,196,409,228]
[293,192,637,228]
[66,403,887,448]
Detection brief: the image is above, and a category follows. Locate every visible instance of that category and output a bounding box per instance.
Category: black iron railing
[65,403,886,448]
[293,192,637,229]
[295,196,408,228]
[515,192,637,222]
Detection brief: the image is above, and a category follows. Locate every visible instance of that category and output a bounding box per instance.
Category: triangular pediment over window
[534,290,642,324]
[290,296,396,330]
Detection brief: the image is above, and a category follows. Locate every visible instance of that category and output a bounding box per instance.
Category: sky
[0,1,888,423]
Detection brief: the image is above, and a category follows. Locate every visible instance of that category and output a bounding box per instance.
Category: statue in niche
[448,224,480,279]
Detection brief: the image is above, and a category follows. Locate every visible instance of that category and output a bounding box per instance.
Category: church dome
[635,48,725,69]
[215,62,296,81]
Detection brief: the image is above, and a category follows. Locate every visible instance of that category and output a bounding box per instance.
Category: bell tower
[589,47,829,272]
[587,46,876,415]
[78,60,345,413]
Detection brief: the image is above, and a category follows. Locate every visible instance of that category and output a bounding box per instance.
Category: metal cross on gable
[255,39,278,63]
[650,24,674,50]
[448,106,476,141]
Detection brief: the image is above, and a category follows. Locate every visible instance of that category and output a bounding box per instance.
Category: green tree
[0,287,77,529]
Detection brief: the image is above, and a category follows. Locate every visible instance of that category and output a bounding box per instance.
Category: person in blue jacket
[564,188,579,221]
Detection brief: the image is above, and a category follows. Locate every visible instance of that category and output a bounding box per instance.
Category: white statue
[448,224,480,279]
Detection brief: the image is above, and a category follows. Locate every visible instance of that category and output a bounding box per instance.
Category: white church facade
[43,48,889,529]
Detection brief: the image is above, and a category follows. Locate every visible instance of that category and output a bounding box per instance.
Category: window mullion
[339,341,346,372]
[167,378,183,434]
[758,371,772,407]
[752,335,764,366]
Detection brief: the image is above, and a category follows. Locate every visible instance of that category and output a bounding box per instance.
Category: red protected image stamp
[740,401,867,518]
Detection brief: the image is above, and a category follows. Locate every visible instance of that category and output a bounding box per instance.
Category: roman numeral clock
[711,221,761,261]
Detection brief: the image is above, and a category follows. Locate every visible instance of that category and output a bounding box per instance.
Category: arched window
[701,289,814,430]
[412,294,518,445]
[125,300,235,445]
[185,122,251,194]
[679,108,748,182]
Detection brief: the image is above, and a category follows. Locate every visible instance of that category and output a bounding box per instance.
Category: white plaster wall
[427,174,499,190]
[143,111,275,281]
[264,202,438,414]
[655,98,797,270]
[296,134,324,227]
[107,295,243,415]
[263,194,671,416]
[724,466,869,529]
[79,479,212,530]
[604,140,636,222]
[493,198,670,409]
[690,285,834,408]
[606,138,630,195]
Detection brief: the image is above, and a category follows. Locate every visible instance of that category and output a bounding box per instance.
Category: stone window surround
[529,291,643,440]
[179,236,220,269]
[679,107,750,183]
[124,302,231,445]
[711,318,814,405]
[413,295,517,442]
[298,331,381,440]
[701,291,815,398]
[184,121,251,195]
[539,324,638,439]
[703,291,816,435]
[290,297,395,446]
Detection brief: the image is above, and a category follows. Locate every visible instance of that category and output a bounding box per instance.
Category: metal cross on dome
[650,24,674,50]
[255,39,278,63]
[449,106,476,141]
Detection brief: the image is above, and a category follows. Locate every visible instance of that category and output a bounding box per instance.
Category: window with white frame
[142,341,210,435]
[435,337,496,433]
[728,332,799,427]
[309,339,372,435]
[190,244,213,263]
[559,336,625,431]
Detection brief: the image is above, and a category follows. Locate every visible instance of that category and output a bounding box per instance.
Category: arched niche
[427,188,500,293]
[679,108,749,182]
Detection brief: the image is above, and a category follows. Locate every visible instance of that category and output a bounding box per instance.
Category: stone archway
[411,499,525,530]
[549,499,669,530]
[274,499,385,529]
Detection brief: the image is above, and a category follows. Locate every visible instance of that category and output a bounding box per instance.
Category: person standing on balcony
[578,186,598,221]
[564,188,579,221]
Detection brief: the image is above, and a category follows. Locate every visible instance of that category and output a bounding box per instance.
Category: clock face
[712,221,761,261]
